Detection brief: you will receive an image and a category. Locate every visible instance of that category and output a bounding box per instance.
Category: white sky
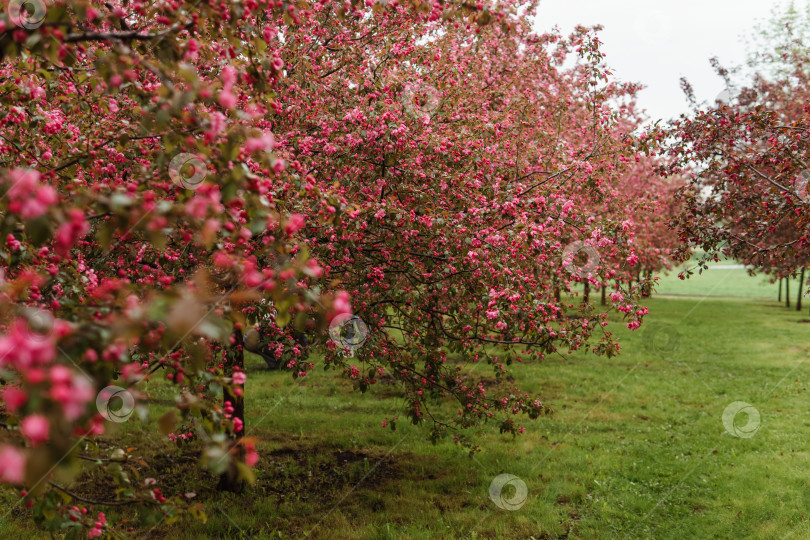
[534,0,786,125]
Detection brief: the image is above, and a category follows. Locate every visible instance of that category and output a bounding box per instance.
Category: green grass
[2,280,810,538]
[655,266,778,298]
[654,253,805,300]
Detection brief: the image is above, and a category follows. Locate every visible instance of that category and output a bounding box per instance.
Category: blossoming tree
[0,0,664,534]
[665,17,809,304]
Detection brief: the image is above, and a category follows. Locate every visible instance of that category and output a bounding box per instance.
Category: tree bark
[601,282,607,306]
[218,327,245,493]
[786,277,791,309]
[583,281,589,304]
[778,278,782,302]
[798,267,806,312]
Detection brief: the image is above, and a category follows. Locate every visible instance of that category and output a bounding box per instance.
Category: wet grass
[1,283,810,538]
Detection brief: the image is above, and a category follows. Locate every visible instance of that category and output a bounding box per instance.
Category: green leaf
[236,461,256,484]
[275,309,291,328]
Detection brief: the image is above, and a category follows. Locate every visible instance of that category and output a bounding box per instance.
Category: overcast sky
[533,0,790,125]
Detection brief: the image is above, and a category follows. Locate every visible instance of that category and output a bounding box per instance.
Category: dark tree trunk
[641,269,653,297]
[218,327,245,493]
[601,283,606,306]
[778,278,782,302]
[798,267,806,312]
[583,281,589,304]
[786,277,791,309]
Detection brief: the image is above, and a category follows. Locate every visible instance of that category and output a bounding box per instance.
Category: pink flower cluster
[20,415,49,445]
[218,66,238,109]
[168,431,195,443]
[244,441,259,467]
[47,365,95,420]
[0,319,56,370]
[5,169,57,219]
[87,512,106,538]
[0,318,96,429]
[54,208,89,256]
[0,445,25,484]
[330,291,352,321]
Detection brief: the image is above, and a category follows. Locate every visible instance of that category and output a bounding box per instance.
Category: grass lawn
[654,253,805,301]
[2,273,809,539]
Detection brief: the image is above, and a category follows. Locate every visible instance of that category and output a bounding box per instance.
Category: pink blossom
[5,170,59,219]
[213,252,234,269]
[218,89,236,109]
[6,169,38,197]
[232,371,246,385]
[30,84,45,101]
[21,415,49,445]
[35,186,57,206]
[52,375,95,421]
[332,291,352,317]
[243,133,275,153]
[221,66,237,86]
[560,199,575,217]
[184,38,199,61]
[0,445,25,484]
[49,365,72,385]
[1,387,27,412]
[305,260,323,278]
[284,214,306,235]
[208,111,227,136]
[54,209,89,256]
[0,319,56,370]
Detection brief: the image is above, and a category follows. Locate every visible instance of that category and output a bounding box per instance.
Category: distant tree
[665,7,810,301]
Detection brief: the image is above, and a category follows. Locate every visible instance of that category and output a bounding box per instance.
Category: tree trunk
[583,281,589,304]
[778,278,782,302]
[786,277,791,309]
[218,327,245,493]
[798,267,806,312]
[601,283,607,306]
